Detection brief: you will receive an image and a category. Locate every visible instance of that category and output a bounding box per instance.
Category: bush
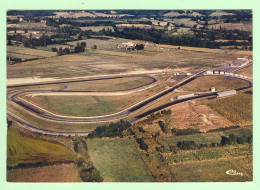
[171,127,201,136]
[177,141,198,150]
[136,138,148,151]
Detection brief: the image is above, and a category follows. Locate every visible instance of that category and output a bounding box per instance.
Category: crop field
[235,64,253,78]
[207,93,252,125]
[7,126,75,167]
[181,76,249,92]
[87,139,154,182]
[162,127,252,146]
[169,155,252,182]
[7,45,56,58]
[7,163,81,182]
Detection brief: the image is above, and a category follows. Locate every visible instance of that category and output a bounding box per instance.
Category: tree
[80,42,86,48]
[93,44,97,49]
[7,39,13,46]
[51,47,58,52]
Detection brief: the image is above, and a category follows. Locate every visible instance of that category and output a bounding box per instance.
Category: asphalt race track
[7,72,252,136]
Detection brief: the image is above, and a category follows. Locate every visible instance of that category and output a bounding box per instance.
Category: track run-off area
[7,71,252,136]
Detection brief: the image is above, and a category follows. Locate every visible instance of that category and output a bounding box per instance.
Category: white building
[217,90,236,98]
[177,93,194,100]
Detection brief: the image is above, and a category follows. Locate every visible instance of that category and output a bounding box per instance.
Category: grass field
[181,76,249,92]
[169,155,252,182]
[163,127,252,146]
[7,46,56,58]
[87,139,154,182]
[207,93,252,125]
[26,95,133,117]
[7,163,81,182]
[235,64,253,78]
[7,126,75,167]
[64,76,154,91]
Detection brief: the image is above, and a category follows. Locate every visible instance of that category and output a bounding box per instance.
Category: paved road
[7,72,252,136]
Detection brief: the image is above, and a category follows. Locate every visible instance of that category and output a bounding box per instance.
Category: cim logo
[226,170,243,176]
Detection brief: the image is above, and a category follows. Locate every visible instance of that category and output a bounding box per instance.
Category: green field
[163,127,252,146]
[26,95,133,117]
[7,126,75,167]
[87,139,154,182]
[207,93,252,125]
[181,76,249,92]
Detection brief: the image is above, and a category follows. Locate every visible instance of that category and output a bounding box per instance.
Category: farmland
[207,93,252,125]
[7,163,81,182]
[7,125,75,168]
[87,139,154,182]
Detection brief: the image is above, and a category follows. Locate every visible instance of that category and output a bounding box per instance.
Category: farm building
[186,72,192,76]
[117,42,135,50]
[206,70,213,74]
[213,70,220,74]
[177,93,194,100]
[210,87,216,92]
[217,90,236,98]
[229,58,249,67]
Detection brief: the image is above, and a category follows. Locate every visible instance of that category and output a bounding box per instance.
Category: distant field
[87,139,154,182]
[163,127,252,146]
[235,64,253,78]
[207,94,252,125]
[208,22,252,32]
[80,26,114,32]
[209,10,235,17]
[7,126,75,167]
[7,46,56,58]
[7,163,81,182]
[170,155,252,182]
[181,76,249,92]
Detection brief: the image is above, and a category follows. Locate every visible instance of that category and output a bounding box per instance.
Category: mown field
[87,139,154,182]
[181,76,249,92]
[26,95,132,117]
[207,93,252,125]
[7,126,75,167]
